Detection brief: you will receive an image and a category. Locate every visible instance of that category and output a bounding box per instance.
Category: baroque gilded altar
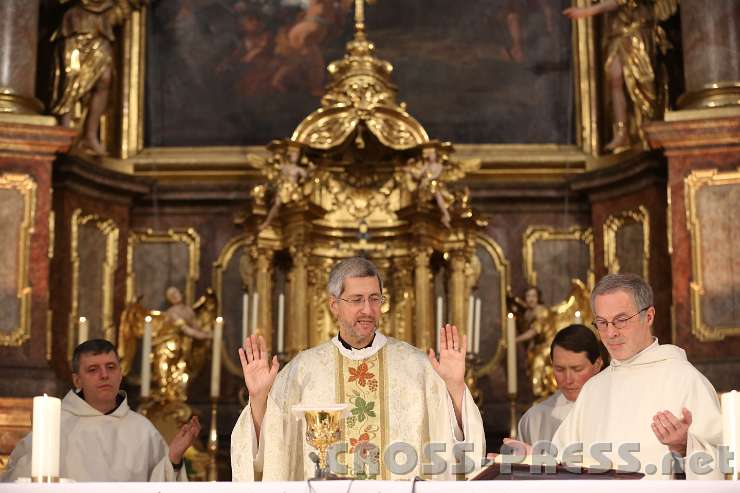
[239,1,485,356]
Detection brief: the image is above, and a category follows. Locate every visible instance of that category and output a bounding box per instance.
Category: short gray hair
[591,273,654,315]
[328,257,383,297]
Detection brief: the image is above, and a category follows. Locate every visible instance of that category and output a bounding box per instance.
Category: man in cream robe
[2,339,197,482]
[231,257,485,481]
[550,274,722,480]
[518,325,604,444]
[3,390,188,482]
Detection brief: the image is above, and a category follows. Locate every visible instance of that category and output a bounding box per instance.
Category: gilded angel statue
[511,280,593,398]
[401,143,479,229]
[249,142,316,231]
[564,0,678,152]
[50,0,146,156]
[118,287,217,402]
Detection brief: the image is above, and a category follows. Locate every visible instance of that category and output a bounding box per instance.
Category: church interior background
[1,0,739,481]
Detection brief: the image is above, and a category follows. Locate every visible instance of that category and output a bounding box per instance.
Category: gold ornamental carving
[0,174,36,347]
[68,209,119,360]
[523,225,595,291]
[685,168,740,341]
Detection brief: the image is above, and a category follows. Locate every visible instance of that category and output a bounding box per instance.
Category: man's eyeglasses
[337,295,386,307]
[592,306,651,332]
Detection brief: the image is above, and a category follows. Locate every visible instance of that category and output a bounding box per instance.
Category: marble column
[0,0,43,114]
[679,0,740,109]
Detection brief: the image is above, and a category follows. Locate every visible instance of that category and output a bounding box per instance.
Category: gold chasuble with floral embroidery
[231,333,485,481]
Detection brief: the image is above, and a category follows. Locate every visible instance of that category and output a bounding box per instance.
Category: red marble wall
[0,122,74,396]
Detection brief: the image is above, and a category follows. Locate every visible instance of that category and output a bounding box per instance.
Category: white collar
[331,332,387,361]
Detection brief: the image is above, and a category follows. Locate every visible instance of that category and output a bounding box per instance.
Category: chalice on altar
[292,404,348,479]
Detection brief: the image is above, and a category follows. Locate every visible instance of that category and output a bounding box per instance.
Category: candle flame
[507,312,514,319]
[145,316,152,322]
[216,316,223,323]
[79,316,87,322]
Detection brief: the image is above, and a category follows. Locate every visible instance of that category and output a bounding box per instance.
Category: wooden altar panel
[0,176,34,345]
[686,169,740,340]
[126,229,200,311]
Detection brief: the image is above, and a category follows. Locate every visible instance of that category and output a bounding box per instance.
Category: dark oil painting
[146,0,574,147]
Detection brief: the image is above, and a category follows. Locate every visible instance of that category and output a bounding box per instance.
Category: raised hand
[651,408,692,456]
[168,416,201,465]
[238,334,279,400]
[427,324,467,388]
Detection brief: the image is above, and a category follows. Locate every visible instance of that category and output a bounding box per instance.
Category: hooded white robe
[230,333,485,481]
[551,339,723,480]
[518,391,573,445]
[2,390,187,482]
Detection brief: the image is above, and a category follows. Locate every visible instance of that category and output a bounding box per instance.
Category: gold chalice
[292,404,348,478]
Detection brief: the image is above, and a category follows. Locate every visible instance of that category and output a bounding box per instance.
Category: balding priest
[2,339,198,482]
[550,274,723,479]
[231,257,485,480]
[517,324,604,444]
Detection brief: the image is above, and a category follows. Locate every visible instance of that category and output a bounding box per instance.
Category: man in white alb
[2,339,199,482]
[231,257,485,480]
[550,274,723,479]
[517,324,604,444]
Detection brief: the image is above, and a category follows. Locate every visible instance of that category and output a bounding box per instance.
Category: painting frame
[103,0,601,176]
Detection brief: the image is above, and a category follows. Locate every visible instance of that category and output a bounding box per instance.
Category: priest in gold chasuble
[231,257,485,481]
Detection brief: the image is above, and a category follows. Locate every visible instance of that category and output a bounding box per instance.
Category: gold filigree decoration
[0,174,36,346]
[69,210,119,359]
[685,168,740,341]
[523,226,595,290]
[125,228,200,305]
[603,205,650,280]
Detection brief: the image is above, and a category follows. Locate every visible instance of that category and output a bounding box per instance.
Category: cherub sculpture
[50,0,146,156]
[255,142,316,231]
[563,0,678,152]
[401,144,479,229]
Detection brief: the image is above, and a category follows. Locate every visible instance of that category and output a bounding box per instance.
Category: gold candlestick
[207,398,218,481]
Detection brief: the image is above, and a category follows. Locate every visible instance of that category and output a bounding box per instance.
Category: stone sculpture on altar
[563,0,678,152]
[50,0,146,156]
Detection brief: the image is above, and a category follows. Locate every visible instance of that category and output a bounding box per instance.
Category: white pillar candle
[721,390,739,479]
[435,296,443,354]
[506,312,517,395]
[241,293,249,344]
[473,297,481,355]
[31,394,61,479]
[141,316,152,398]
[78,316,89,345]
[467,295,474,353]
[210,317,223,399]
[251,292,259,335]
[574,310,583,325]
[277,293,285,353]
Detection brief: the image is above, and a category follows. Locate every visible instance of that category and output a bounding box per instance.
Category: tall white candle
[435,296,443,354]
[251,292,259,335]
[277,293,285,353]
[721,390,739,479]
[467,295,474,353]
[474,297,481,355]
[210,317,223,399]
[574,310,583,325]
[506,312,517,395]
[241,293,249,344]
[31,394,61,479]
[141,316,152,398]
[78,316,89,345]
